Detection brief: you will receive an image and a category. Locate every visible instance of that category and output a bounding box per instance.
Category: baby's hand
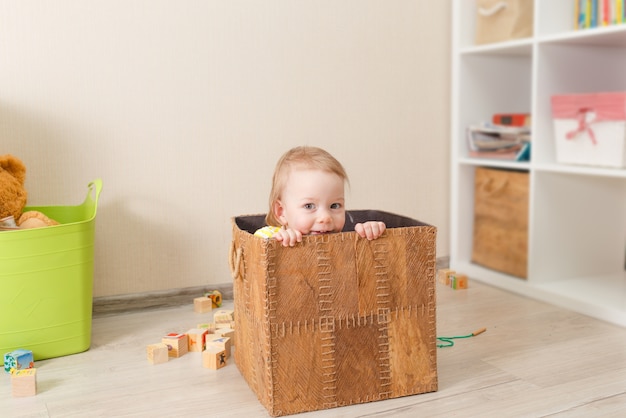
[355,221,386,240]
[273,227,303,247]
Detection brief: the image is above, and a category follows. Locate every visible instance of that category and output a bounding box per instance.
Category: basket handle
[478,2,507,17]
[86,179,103,205]
[482,177,508,196]
[229,240,243,281]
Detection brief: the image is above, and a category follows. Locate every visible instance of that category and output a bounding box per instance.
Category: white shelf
[459,157,530,171]
[534,163,626,179]
[455,261,626,327]
[451,0,626,327]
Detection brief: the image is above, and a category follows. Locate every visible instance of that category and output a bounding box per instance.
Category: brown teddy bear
[0,154,59,229]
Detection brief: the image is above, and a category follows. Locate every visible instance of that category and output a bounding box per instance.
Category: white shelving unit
[451,0,626,327]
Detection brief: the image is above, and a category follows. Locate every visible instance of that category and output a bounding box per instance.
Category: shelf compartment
[454,260,626,327]
[457,54,532,159]
[534,42,626,166]
[529,171,626,283]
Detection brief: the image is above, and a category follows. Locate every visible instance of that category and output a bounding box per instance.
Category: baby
[255,146,386,246]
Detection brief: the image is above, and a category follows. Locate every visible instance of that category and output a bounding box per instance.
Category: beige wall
[1,1,451,297]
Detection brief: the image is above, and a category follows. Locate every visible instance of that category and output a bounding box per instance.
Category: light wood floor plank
[1,280,625,417]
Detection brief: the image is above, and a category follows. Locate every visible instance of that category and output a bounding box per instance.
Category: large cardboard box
[551,92,626,168]
[472,167,528,278]
[231,211,437,416]
[0,180,102,364]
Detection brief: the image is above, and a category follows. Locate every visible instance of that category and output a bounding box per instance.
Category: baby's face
[274,168,346,235]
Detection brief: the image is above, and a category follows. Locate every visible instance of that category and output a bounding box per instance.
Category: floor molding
[93,283,233,316]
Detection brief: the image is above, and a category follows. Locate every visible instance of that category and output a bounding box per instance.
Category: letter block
[162,333,188,358]
[147,343,169,365]
[213,309,234,329]
[438,268,455,286]
[11,368,37,397]
[187,328,209,352]
[450,274,468,290]
[197,322,216,333]
[194,297,212,314]
[202,346,227,370]
[216,327,235,346]
[4,349,34,373]
[207,336,231,359]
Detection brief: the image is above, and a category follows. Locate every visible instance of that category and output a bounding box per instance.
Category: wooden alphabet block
[438,268,455,286]
[162,333,188,358]
[215,327,235,346]
[202,346,227,370]
[197,322,216,333]
[213,309,234,329]
[147,343,169,365]
[11,368,37,397]
[207,336,231,359]
[194,297,212,314]
[450,274,468,290]
[187,328,209,352]
[4,349,34,373]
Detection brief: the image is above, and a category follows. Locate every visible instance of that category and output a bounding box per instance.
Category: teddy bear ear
[0,154,26,185]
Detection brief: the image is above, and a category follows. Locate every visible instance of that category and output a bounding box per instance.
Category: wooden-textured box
[472,167,529,278]
[230,210,437,416]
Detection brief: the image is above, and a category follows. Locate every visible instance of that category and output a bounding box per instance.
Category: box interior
[235,209,429,235]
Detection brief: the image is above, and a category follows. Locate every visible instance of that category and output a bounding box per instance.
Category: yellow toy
[206,290,222,308]
[0,154,58,229]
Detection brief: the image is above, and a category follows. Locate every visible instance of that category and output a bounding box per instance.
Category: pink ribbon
[565,108,597,145]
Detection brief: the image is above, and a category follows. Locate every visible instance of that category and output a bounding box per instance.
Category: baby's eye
[330,203,342,209]
[304,203,316,210]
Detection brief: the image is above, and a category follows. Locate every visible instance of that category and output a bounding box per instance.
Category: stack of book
[576,0,626,29]
[466,122,531,161]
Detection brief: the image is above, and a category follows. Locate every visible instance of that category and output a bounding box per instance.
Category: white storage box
[551,92,626,168]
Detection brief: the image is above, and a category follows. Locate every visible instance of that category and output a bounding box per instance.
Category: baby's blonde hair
[266,146,349,226]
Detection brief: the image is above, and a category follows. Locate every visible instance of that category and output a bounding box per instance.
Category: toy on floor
[4,349,34,373]
[197,322,216,332]
[213,309,234,329]
[202,347,227,370]
[216,327,235,346]
[162,333,188,358]
[193,296,213,313]
[146,343,169,365]
[206,290,222,308]
[437,328,486,348]
[11,368,37,397]
[187,328,209,352]
[146,304,235,371]
[207,336,231,359]
[437,268,468,289]
[450,273,468,289]
[193,290,223,313]
[0,154,59,229]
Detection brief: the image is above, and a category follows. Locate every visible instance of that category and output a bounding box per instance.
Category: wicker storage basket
[474,0,533,45]
[230,210,437,416]
[472,167,528,278]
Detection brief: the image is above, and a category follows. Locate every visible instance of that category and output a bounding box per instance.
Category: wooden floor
[2,279,626,417]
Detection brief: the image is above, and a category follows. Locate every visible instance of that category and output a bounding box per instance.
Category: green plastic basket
[0,179,102,365]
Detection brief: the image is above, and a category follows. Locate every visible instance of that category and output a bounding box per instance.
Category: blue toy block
[4,349,34,373]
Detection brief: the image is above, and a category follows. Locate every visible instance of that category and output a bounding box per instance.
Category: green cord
[437,327,486,348]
